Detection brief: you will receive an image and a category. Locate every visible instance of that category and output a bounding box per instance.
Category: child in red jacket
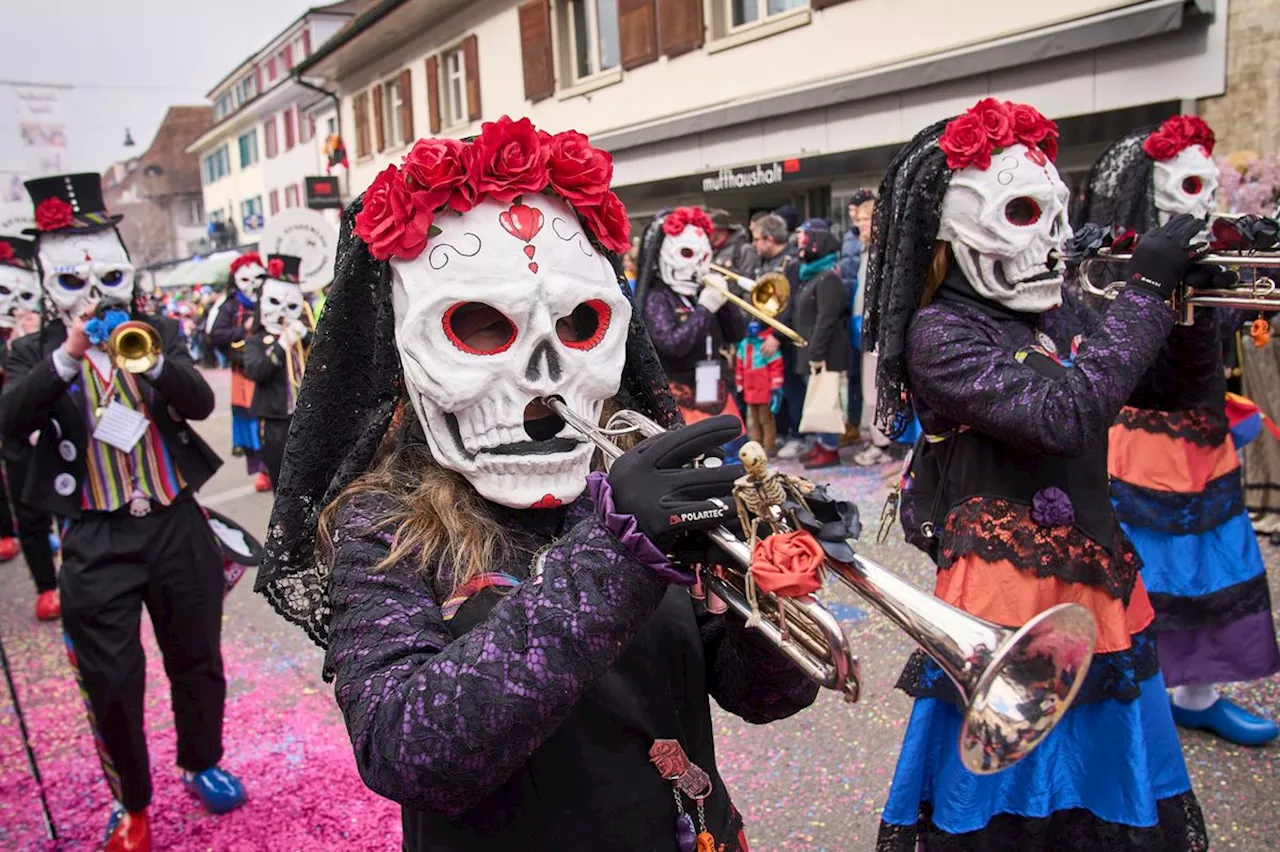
[735,321,785,455]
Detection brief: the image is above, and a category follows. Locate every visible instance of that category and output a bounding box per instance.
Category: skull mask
[938,144,1071,313]
[37,230,134,325]
[258,277,305,336]
[233,259,266,303]
[0,265,40,329]
[1152,146,1219,226]
[389,194,632,509]
[659,224,712,298]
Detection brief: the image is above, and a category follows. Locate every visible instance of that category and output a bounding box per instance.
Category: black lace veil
[1071,125,1159,233]
[632,209,673,320]
[862,118,954,440]
[255,196,680,648]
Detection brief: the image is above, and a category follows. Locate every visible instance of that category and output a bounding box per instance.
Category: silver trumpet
[546,398,1097,775]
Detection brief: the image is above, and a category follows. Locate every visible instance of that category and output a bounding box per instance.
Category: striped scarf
[80,360,186,512]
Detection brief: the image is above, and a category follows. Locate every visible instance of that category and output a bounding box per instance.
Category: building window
[264,117,279,159]
[269,189,280,215]
[381,77,405,149]
[238,130,259,168]
[326,116,338,136]
[300,110,315,144]
[201,145,230,185]
[284,184,300,209]
[728,0,806,28]
[565,0,619,82]
[183,197,203,226]
[240,196,264,230]
[235,73,257,106]
[441,48,467,127]
[213,92,233,121]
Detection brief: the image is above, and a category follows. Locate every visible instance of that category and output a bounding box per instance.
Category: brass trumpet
[1080,249,1280,324]
[704,263,808,347]
[108,321,163,374]
[546,397,1097,775]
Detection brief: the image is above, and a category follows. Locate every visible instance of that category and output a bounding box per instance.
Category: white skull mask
[659,224,712,297]
[938,144,1072,313]
[233,260,266,302]
[37,230,135,325]
[389,194,632,509]
[1152,146,1219,226]
[0,265,41,329]
[258,278,305,335]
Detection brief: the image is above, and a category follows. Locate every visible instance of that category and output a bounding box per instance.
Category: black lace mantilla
[876,793,1208,852]
[1112,470,1244,535]
[896,629,1160,709]
[938,498,1141,604]
[1149,573,1275,632]
[1115,405,1228,448]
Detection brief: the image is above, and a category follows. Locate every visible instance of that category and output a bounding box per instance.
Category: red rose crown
[1141,115,1216,162]
[938,99,1059,171]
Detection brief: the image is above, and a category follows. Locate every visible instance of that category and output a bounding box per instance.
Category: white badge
[695,360,721,407]
[93,401,151,453]
[54,472,77,497]
[58,440,77,462]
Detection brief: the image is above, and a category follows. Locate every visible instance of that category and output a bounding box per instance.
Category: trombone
[546,397,1097,775]
[1079,249,1280,324]
[704,263,808,347]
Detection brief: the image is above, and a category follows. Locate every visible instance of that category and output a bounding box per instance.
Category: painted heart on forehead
[389,193,631,509]
[37,229,135,325]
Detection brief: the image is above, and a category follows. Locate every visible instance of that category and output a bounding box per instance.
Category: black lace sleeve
[699,612,819,724]
[324,496,669,817]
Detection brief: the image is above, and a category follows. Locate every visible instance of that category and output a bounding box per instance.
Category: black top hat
[23,173,122,235]
[0,235,36,271]
[266,254,302,284]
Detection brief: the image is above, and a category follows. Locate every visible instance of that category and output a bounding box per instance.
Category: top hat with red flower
[23,172,123,235]
[265,254,302,284]
[0,235,36,271]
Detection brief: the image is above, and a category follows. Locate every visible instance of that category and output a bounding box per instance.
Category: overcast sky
[1,0,320,176]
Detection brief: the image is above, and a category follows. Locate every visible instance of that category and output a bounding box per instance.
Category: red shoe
[798,444,821,463]
[105,808,151,852]
[254,472,272,492]
[35,590,60,621]
[803,445,841,470]
[0,537,19,561]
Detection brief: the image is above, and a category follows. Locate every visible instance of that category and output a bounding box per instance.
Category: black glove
[1182,263,1239,292]
[608,415,743,547]
[1124,213,1207,299]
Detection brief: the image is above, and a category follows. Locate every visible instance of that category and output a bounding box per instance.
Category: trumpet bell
[751,271,791,316]
[109,321,163,374]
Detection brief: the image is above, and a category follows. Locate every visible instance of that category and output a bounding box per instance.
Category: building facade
[188,1,360,249]
[296,0,1226,232]
[102,105,213,267]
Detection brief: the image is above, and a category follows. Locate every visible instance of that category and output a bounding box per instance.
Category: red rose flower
[1005,102,1059,160]
[662,206,714,238]
[470,116,550,204]
[750,531,824,598]
[939,112,993,171]
[1166,115,1215,155]
[354,165,436,261]
[579,191,631,254]
[401,138,475,213]
[1142,129,1182,162]
[0,242,13,263]
[971,97,1014,147]
[267,258,284,278]
[545,130,614,208]
[1039,135,1059,163]
[35,197,74,232]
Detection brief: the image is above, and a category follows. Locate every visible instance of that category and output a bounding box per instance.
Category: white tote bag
[799,363,846,435]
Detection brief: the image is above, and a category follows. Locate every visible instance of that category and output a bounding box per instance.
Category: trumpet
[108,322,163,374]
[546,397,1097,775]
[1080,249,1280,324]
[704,263,808,347]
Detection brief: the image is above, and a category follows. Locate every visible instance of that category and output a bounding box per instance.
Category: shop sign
[701,159,803,193]
[305,176,343,210]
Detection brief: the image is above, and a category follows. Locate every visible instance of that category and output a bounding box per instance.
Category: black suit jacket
[242,329,310,420]
[209,295,252,365]
[0,317,222,518]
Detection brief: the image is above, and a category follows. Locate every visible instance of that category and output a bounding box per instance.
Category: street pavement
[1,366,1277,850]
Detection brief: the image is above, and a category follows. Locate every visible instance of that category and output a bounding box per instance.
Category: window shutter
[425,56,442,134]
[463,34,482,122]
[264,118,278,159]
[255,66,264,95]
[657,0,703,58]
[284,44,294,69]
[373,85,386,152]
[811,0,855,7]
[269,189,280,215]
[354,92,370,158]
[619,0,658,70]
[302,27,311,57]
[399,69,414,145]
[284,108,296,151]
[518,0,554,103]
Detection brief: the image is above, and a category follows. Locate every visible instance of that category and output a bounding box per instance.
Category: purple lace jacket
[323,477,816,844]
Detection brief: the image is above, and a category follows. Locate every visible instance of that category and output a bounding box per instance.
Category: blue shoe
[1171,697,1279,746]
[182,766,247,814]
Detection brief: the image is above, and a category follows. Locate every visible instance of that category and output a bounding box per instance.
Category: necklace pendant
[676,813,696,852]
[129,496,151,518]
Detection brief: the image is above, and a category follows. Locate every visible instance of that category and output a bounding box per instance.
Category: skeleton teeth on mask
[1152,146,1219,227]
[258,278,306,336]
[390,194,631,509]
[37,230,135,325]
[938,145,1073,314]
[659,224,712,297]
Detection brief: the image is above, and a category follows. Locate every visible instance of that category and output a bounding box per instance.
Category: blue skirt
[231,411,261,453]
[880,672,1204,848]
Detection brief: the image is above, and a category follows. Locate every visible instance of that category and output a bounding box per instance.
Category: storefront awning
[162,251,241,288]
[154,259,202,289]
